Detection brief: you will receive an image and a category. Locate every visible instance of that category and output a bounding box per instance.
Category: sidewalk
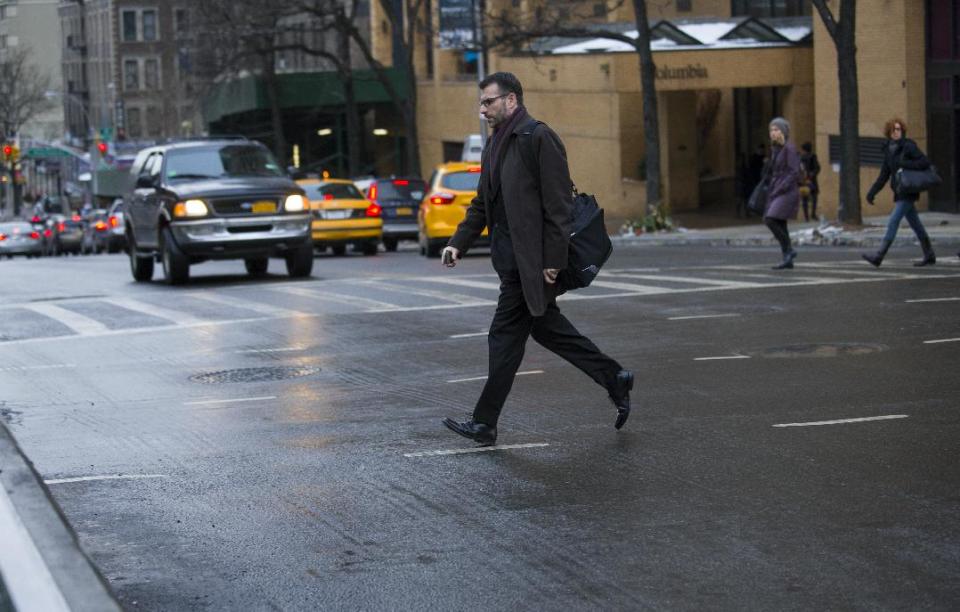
[611,212,960,248]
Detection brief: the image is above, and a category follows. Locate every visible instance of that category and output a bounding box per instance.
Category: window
[124,59,139,90]
[731,0,809,17]
[142,9,157,41]
[174,8,188,37]
[676,0,692,11]
[122,10,137,41]
[127,108,142,138]
[144,58,159,89]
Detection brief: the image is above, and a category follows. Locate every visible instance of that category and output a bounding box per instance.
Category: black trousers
[764,217,793,254]
[472,270,622,427]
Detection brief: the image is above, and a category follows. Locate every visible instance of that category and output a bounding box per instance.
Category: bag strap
[517,118,543,184]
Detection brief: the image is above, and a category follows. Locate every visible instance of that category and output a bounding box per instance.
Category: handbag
[557,190,613,292]
[896,165,942,194]
[747,180,769,214]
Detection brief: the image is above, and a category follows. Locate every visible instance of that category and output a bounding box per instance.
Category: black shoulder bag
[518,120,612,292]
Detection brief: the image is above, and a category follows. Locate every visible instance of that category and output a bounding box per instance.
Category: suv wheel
[383,237,398,252]
[128,231,154,282]
[161,227,190,285]
[245,257,269,276]
[285,245,314,278]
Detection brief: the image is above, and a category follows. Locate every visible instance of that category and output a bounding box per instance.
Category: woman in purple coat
[764,117,802,269]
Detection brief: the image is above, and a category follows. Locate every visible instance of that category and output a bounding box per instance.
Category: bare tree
[488,0,662,214]
[811,0,861,224]
[0,46,53,138]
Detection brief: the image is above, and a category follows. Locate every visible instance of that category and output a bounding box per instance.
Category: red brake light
[468,167,481,173]
[0,233,6,241]
[29,231,40,240]
[393,179,409,186]
[44,229,53,238]
[430,192,456,205]
[368,184,377,200]
[365,203,382,218]
[323,193,334,201]
[31,215,42,223]
[109,215,119,227]
[72,215,82,222]
[57,222,66,232]
[94,221,107,231]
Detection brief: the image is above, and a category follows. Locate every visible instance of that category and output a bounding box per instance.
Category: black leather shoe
[442,418,497,446]
[609,370,634,430]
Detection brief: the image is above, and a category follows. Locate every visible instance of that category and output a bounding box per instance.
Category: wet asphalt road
[1,243,959,610]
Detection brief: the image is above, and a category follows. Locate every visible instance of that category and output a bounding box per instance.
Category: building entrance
[926,0,960,213]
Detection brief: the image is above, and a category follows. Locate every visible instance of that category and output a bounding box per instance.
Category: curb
[610,233,960,249]
[0,421,120,612]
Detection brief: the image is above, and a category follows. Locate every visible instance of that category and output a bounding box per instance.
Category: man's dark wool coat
[449,116,573,317]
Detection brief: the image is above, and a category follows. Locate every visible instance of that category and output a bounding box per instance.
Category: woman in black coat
[862,118,936,267]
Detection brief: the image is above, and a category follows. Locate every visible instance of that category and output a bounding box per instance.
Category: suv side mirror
[136,175,157,189]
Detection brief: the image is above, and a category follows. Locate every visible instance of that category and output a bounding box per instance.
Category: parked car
[125,138,312,284]
[364,177,426,251]
[0,222,44,258]
[418,161,486,257]
[81,208,109,255]
[40,214,64,256]
[298,178,382,256]
[53,214,85,255]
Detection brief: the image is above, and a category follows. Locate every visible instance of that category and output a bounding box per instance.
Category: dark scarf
[487,105,528,189]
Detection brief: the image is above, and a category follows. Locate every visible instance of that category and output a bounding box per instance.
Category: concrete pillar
[660,90,700,211]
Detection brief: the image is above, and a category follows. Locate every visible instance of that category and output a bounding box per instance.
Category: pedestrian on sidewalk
[439,72,633,447]
[763,117,801,269]
[799,142,820,223]
[863,118,936,267]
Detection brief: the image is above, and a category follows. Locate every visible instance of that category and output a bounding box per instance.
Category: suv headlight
[173,199,209,218]
[284,194,306,212]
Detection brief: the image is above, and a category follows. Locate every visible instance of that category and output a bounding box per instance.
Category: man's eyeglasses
[479,94,508,108]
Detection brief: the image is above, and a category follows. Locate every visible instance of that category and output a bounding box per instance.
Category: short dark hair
[801,142,812,152]
[479,72,524,106]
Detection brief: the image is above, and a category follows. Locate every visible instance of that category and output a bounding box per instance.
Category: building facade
[58,0,200,146]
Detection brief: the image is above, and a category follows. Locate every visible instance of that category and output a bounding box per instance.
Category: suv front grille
[210,197,283,216]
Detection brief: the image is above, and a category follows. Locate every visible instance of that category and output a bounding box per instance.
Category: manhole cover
[759,343,886,359]
[190,366,321,384]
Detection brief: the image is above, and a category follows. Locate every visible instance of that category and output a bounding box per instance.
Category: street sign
[25,147,72,159]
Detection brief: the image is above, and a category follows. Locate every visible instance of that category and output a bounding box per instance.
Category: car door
[129,151,156,243]
[141,152,164,248]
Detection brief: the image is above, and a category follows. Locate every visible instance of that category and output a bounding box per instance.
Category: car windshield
[440,171,480,191]
[165,145,285,180]
[375,179,426,201]
[303,183,364,200]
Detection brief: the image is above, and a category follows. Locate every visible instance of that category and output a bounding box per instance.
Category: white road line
[272,285,403,311]
[906,297,960,303]
[449,331,487,338]
[22,303,110,335]
[404,443,550,458]
[104,296,205,325]
[418,277,502,291]
[606,273,764,288]
[43,474,168,485]
[188,292,306,317]
[0,364,76,372]
[0,483,71,612]
[184,396,276,406]
[923,337,960,344]
[694,354,751,361]
[235,347,305,354]
[355,279,487,305]
[668,314,741,321]
[773,414,908,428]
[588,279,674,293]
[447,369,544,383]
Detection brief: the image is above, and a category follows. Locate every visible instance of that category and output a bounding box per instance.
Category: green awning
[202,68,408,124]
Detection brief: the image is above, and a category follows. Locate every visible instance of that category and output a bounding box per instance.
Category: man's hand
[441,246,460,268]
[866,197,875,206]
[543,268,559,284]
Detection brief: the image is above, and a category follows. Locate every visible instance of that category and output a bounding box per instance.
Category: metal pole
[475,0,488,147]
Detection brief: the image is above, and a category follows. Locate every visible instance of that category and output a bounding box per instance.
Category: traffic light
[2,144,12,161]
[97,141,108,155]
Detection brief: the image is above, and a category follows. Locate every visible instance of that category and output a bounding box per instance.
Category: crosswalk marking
[2,262,960,346]
[271,285,403,311]
[103,297,205,325]
[21,303,110,335]
[188,291,306,317]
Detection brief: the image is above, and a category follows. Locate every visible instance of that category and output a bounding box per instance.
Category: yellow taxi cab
[418,162,487,257]
[297,178,382,256]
